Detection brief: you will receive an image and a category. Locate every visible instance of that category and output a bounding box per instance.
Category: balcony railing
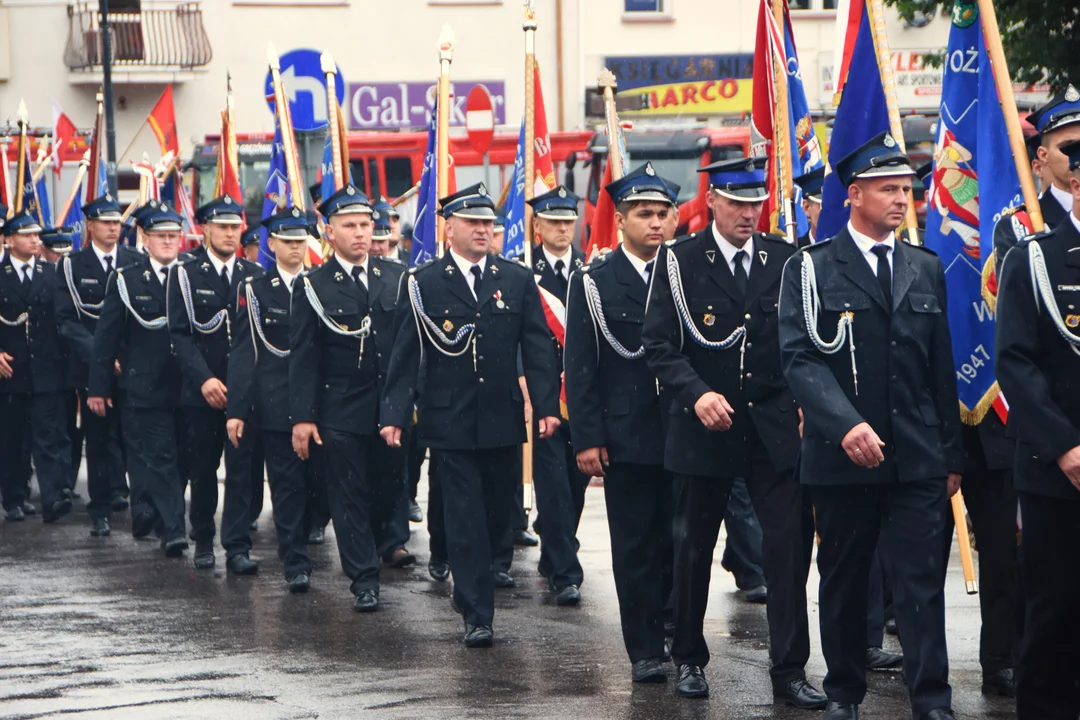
[64,1,212,73]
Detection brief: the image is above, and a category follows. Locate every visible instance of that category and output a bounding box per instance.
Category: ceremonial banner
[0,144,10,212]
[923,1,1021,423]
[148,85,180,157]
[503,64,555,260]
[258,122,294,269]
[411,100,440,267]
[34,172,51,228]
[62,180,84,250]
[583,124,627,260]
[817,0,891,240]
[51,103,78,180]
[752,0,823,236]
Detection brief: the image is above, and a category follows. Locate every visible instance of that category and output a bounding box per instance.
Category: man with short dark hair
[795,167,825,248]
[779,132,963,720]
[1027,85,1080,228]
[645,156,823,708]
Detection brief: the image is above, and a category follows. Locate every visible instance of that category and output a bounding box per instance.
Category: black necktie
[351,265,365,287]
[553,258,568,298]
[644,260,655,286]
[21,263,31,288]
[160,267,169,293]
[731,250,748,299]
[470,265,483,299]
[220,265,231,294]
[871,244,892,308]
[104,255,113,274]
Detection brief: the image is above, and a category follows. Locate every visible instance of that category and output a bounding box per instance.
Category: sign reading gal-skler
[346,82,506,130]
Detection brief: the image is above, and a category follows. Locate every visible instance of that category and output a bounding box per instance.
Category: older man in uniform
[168,195,262,572]
[778,132,963,720]
[565,162,675,683]
[526,185,589,605]
[0,213,74,524]
[89,203,188,554]
[290,184,408,612]
[996,138,1080,720]
[56,196,140,534]
[227,207,314,593]
[644,156,823,707]
[380,183,561,647]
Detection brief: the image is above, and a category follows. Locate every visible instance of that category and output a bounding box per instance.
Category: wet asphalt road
[1,469,1015,720]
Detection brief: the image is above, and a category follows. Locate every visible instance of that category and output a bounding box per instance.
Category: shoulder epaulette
[801,237,833,252]
[409,257,437,275]
[908,243,940,256]
[178,253,201,266]
[759,232,790,245]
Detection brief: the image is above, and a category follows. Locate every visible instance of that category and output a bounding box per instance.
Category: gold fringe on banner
[960,381,1000,426]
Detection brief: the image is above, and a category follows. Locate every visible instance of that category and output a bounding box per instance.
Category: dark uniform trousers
[249,436,265,523]
[943,420,1019,675]
[994,221,1080,719]
[262,430,313,578]
[65,390,81,490]
[672,438,813,681]
[122,405,187,541]
[605,462,673,663]
[491,446,522,575]
[372,439,410,560]
[322,430,383,594]
[436,446,519,626]
[532,421,586,588]
[305,443,330,534]
[79,392,127,518]
[219,409,261,559]
[182,406,228,543]
[0,394,71,511]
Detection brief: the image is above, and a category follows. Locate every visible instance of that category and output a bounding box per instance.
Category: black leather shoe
[885,618,898,635]
[493,571,516,589]
[823,701,859,719]
[131,508,157,539]
[429,561,450,582]
[43,499,73,523]
[744,585,768,604]
[676,665,709,698]
[287,573,311,594]
[555,585,582,606]
[632,659,666,683]
[6,505,25,521]
[193,542,215,569]
[921,709,956,720]
[307,527,325,545]
[227,553,259,575]
[408,500,423,523]
[90,517,111,537]
[866,646,904,671]
[163,536,188,557]
[773,678,827,710]
[981,668,1015,698]
[464,624,494,648]
[21,501,36,516]
[110,495,129,511]
[513,529,539,546]
[353,590,379,612]
[62,487,79,501]
[384,547,416,568]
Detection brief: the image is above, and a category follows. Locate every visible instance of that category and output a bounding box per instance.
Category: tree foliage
[884,0,1079,93]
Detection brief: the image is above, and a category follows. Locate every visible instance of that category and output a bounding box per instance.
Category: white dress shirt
[91,242,120,274]
[1050,183,1075,215]
[449,249,487,299]
[13,256,36,284]
[148,257,176,286]
[543,245,573,279]
[847,221,896,277]
[621,245,655,285]
[711,222,754,277]
[334,254,370,289]
[278,266,298,294]
[207,250,238,286]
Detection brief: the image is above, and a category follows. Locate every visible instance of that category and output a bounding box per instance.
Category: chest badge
[372,265,381,278]
[703,313,716,327]
[143,270,151,282]
[494,289,505,309]
[443,319,455,333]
[1067,314,1080,328]
[334,271,344,283]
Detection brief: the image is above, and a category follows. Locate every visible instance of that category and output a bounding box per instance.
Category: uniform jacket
[0,257,65,395]
[228,265,299,434]
[1042,189,1069,230]
[380,253,560,451]
[778,227,964,485]
[289,255,405,434]
[564,248,664,466]
[643,230,801,477]
[89,256,181,408]
[167,253,262,408]
[56,245,142,389]
[533,246,585,368]
[995,218,1080,499]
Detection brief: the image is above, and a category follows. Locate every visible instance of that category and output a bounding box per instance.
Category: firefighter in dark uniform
[996,138,1080,720]
[564,162,675,683]
[526,184,589,605]
[795,166,825,248]
[0,212,74,523]
[168,195,262,572]
[89,202,188,554]
[226,208,313,593]
[56,196,140,533]
[289,185,407,612]
[778,132,963,720]
[238,221,266,532]
[380,183,561,647]
[643,157,823,707]
[1026,85,1080,229]
[39,227,82,503]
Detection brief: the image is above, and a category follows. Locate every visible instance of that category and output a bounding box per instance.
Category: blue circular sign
[264,48,347,132]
